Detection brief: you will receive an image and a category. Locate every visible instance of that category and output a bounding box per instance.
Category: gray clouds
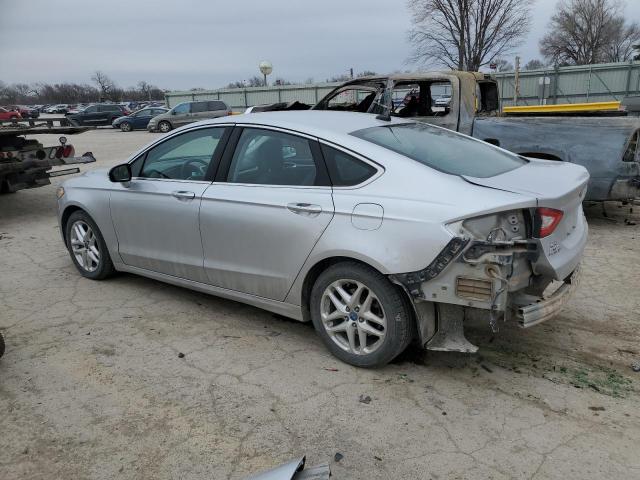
[1,0,639,90]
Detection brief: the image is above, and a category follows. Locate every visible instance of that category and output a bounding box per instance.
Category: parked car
[0,107,22,121]
[45,104,69,114]
[66,104,130,126]
[7,105,39,118]
[147,100,231,133]
[434,95,452,107]
[57,111,588,367]
[112,107,169,132]
[66,104,89,115]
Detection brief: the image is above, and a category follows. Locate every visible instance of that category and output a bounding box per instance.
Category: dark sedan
[66,104,130,126]
[112,107,169,132]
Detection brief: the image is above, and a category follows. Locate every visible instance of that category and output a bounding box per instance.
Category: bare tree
[407,0,533,71]
[540,0,640,65]
[91,70,116,100]
[524,59,546,70]
[494,58,514,72]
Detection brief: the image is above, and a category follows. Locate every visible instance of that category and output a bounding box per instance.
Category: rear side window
[208,101,227,111]
[320,144,377,186]
[351,123,526,178]
[191,102,209,113]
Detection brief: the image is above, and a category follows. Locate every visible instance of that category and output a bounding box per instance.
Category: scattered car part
[246,456,330,480]
[0,117,95,193]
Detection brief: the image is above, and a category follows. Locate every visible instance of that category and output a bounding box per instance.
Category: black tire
[120,122,133,132]
[65,210,115,280]
[310,261,414,368]
[158,121,172,133]
[0,333,5,358]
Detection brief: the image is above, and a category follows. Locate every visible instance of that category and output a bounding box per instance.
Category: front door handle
[287,202,322,217]
[171,190,196,201]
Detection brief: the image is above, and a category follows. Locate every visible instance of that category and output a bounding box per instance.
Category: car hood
[462,159,589,208]
[112,115,129,123]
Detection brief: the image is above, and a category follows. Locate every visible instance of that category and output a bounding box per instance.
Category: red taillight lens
[536,207,564,237]
[63,145,74,157]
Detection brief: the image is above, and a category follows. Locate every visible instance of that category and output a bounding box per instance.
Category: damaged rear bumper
[511,266,580,328]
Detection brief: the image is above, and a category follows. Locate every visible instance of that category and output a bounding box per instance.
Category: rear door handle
[287,202,322,217]
[171,190,196,201]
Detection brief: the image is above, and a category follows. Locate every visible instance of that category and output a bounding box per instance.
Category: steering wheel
[181,158,209,180]
[144,168,170,179]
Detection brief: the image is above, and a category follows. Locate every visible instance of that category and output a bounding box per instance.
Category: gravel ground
[1,127,639,480]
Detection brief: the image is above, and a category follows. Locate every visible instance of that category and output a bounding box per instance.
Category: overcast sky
[1,0,640,91]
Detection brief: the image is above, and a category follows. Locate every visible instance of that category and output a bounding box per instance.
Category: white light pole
[259,61,273,87]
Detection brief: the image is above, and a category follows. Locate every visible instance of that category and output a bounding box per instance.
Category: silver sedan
[57,111,589,367]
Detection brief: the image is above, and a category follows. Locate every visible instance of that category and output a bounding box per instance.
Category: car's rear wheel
[158,121,172,133]
[120,122,132,132]
[65,210,115,280]
[310,262,414,368]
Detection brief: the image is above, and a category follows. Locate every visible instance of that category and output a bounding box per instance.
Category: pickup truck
[256,72,640,202]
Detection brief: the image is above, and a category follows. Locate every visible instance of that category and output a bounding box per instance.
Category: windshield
[351,123,527,178]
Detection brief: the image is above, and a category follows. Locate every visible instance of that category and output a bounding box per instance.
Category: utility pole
[514,56,521,106]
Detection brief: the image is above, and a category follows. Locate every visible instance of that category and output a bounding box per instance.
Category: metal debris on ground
[358,394,372,404]
[631,362,640,372]
[246,456,330,480]
[178,352,185,358]
[333,452,344,462]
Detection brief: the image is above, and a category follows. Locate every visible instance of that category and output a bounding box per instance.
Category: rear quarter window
[320,144,377,186]
[351,123,526,178]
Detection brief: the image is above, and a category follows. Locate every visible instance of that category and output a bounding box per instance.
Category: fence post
[586,66,592,102]
[553,65,559,104]
[626,60,633,97]
[243,89,248,108]
[278,87,281,102]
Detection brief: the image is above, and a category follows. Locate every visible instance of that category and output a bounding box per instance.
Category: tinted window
[351,123,527,178]
[135,109,152,117]
[208,101,227,111]
[140,127,224,180]
[191,102,209,113]
[321,144,377,186]
[227,128,317,186]
[172,103,190,114]
[152,109,167,115]
[84,105,97,113]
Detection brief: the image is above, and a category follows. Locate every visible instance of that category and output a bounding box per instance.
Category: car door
[109,126,230,282]
[199,126,334,300]
[171,102,193,126]
[132,109,152,129]
[79,105,99,124]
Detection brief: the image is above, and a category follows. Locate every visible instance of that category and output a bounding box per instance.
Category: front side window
[351,123,527,178]
[139,127,225,180]
[227,128,317,186]
[172,103,190,115]
[84,105,97,113]
[324,87,378,113]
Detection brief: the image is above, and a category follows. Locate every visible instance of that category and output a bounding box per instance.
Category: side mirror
[171,110,177,115]
[109,163,132,183]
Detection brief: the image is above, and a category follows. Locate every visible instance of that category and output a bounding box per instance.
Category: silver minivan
[147,100,231,133]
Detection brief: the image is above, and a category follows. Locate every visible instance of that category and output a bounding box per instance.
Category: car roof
[203,110,412,142]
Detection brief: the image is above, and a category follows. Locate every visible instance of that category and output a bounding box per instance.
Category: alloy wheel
[69,220,100,272]
[320,279,386,355]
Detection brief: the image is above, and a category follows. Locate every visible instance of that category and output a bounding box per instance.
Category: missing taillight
[535,207,563,237]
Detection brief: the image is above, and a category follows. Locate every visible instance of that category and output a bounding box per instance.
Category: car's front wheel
[310,262,414,368]
[120,122,132,132]
[65,210,115,280]
[158,121,172,133]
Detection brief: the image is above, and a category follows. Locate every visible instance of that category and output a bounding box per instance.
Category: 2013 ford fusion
[57,111,588,367]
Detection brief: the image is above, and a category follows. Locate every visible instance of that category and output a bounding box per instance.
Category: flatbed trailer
[0,117,96,193]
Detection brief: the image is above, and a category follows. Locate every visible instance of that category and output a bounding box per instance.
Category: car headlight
[56,186,65,199]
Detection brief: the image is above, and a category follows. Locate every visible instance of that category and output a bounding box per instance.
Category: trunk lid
[463,159,589,280]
